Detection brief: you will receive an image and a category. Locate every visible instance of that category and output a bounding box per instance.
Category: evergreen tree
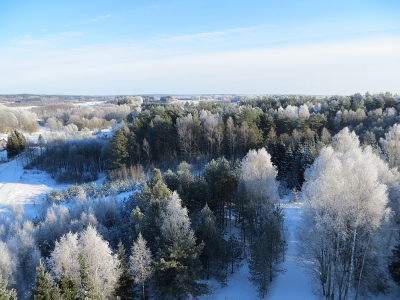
[196,205,226,282]
[0,272,17,300]
[226,235,243,275]
[6,129,27,159]
[108,129,129,169]
[134,169,172,253]
[77,254,101,300]
[30,262,59,300]
[57,266,78,300]
[248,207,285,298]
[156,192,206,299]
[389,239,400,285]
[114,242,134,300]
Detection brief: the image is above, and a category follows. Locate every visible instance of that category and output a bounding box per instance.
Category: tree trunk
[346,227,357,299]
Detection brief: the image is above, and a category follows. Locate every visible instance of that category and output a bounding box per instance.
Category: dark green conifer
[57,265,78,300]
[0,272,17,300]
[30,262,59,300]
[6,130,27,159]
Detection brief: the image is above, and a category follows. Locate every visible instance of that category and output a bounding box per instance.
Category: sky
[0,0,399,95]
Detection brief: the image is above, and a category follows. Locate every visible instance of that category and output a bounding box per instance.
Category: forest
[0,92,399,300]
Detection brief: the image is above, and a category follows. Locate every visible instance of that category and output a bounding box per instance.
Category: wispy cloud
[159,25,276,43]
[92,15,112,22]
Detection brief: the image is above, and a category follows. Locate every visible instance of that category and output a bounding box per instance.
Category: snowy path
[199,198,314,300]
[267,199,316,299]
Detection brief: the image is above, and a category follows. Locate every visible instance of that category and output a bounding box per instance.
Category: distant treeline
[108,92,400,189]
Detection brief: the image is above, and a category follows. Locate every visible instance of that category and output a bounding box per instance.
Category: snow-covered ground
[0,157,61,219]
[199,197,399,300]
[0,152,398,299]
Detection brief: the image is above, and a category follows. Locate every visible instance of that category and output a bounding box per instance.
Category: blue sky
[0,0,399,95]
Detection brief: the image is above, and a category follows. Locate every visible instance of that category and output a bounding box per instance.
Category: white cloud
[0,35,399,95]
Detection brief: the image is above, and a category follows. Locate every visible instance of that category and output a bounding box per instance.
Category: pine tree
[114,242,134,300]
[248,207,285,298]
[57,266,78,300]
[108,129,129,170]
[6,129,27,159]
[389,240,400,285]
[226,235,243,275]
[197,204,225,281]
[0,272,17,300]
[30,262,59,300]
[77,254,102,300]
[156,192,206,299]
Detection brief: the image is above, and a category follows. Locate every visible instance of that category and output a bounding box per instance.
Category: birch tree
[380,123,400,169]
[129,233,153,300]
[298,128,391,300]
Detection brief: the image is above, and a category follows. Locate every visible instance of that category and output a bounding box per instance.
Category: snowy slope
[0,157,59,219]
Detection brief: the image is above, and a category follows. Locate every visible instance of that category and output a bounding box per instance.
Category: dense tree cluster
[0,105,38,133]
[25,139,108,183]
[108,92,400,190]
[1,92,400,299]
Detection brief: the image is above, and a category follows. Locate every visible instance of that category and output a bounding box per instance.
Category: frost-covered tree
[50,232,80,280]
[156,192,205,299]
[176,113,195,159]
[7,221,41,296]
[50,226,119,299]
[298,128,392,300]
[76,225,120,299]
[241,148,278,216]
[0,242,16,287]
[129,233,153,300]
[380,123,400,169]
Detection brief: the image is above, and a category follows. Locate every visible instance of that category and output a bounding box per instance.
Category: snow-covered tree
[50,232,80,280]
[241,148,278,216]
[156,192,205,299]
[50,226,119,299]
[380,123,400,169]
[77,225,119,298]
[0,242,16,287]
[298,127,392,300]
[129,233,153,300]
